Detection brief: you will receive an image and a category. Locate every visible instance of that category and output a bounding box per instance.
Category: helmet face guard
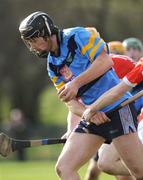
[22,37,49,58]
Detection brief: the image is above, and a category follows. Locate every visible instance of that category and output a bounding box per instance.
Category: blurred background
[0,0,143,179]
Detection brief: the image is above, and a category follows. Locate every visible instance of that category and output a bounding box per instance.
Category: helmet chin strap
[30,48,49,59]
[36,50,49,58]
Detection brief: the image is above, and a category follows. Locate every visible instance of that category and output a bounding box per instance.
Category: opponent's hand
[90,112,111,125]
[57,81,79,102]
[82,108,95,122]
[0,133,12,157]
[82,108,111,125]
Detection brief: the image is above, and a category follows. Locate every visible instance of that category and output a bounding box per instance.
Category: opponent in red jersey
[111,54,135,79]
[123,57,143,86]
[124,58,143,143]
[108,41,135,79]
[122,38,143,114]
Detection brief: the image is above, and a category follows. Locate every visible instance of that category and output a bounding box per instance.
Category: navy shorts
[74,103,138,143]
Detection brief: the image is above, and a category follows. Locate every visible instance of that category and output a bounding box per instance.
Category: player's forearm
[72,51,113,88]
[66,100,86,133]
[66,111,81,133]
[66,99,86,117]
[89,81,132,112]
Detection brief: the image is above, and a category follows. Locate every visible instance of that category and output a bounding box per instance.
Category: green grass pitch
[0,160,115,180]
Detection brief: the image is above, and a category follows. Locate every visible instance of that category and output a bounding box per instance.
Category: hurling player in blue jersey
[19,12,143,180]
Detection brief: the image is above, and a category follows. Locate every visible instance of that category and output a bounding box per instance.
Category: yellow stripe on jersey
[81,27,100,55]
[55,81,65,90]
[51,76,58,84]
[51,76,65,90]
[81,33,95,55]
[89,39,104,61]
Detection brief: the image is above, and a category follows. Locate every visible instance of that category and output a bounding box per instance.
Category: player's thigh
[113,132,143,170]
[98,143,119,164]
[56,132,105,170]
[67,111,81,122]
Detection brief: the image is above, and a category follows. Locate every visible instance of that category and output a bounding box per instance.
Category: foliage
[38,87,68,126]
[0,94,11,121]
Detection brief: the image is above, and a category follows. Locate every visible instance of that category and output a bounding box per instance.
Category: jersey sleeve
[76,27,106,62]
[123,58,143,87]
[111,54,135,79]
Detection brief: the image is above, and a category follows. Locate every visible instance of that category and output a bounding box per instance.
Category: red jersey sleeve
[123,58,143,87]
[111,54,135,79]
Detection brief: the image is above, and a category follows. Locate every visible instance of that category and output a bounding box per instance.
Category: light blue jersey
[47,27,131,112]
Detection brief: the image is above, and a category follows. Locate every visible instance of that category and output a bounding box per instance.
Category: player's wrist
[72,77,83,89]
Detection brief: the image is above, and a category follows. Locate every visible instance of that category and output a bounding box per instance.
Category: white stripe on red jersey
[123,57,143,87]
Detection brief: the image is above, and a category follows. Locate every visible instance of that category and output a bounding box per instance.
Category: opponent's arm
[66,99,86,117]
[82,81,132,121]
[89,81,131,112]
[83,60,143,122]
[88,59,143,113]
